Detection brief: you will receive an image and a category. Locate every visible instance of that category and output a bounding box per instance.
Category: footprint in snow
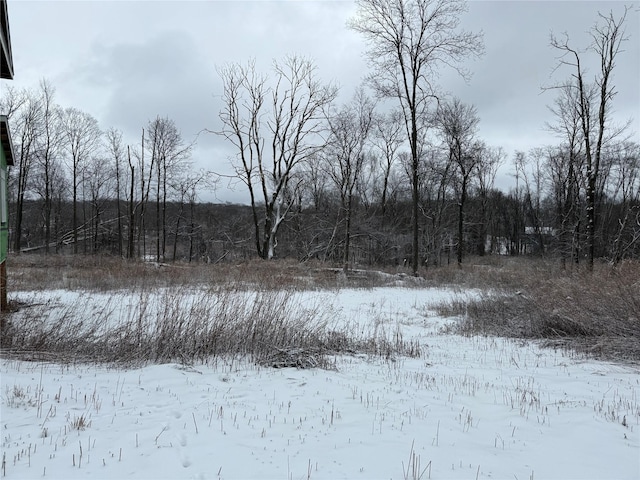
[174,432,191,467]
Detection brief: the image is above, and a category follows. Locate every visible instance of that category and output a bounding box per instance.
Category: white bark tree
[218,55,337,260]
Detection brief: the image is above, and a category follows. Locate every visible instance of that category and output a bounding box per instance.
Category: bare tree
[324,87,377,272]
[217,55,337,259]
[2,86,42,252]
[146,116,192,261]
[546,144,583,265]
[607,141,640,264]
[434,97,479,265]
[349,0,483,274]
[475,144,504,255]
[516,148,548,255]
[0,84,24,120]
[50,163,69,253]
[301,154,331,212]
[135,128,152,258]
[371,109,404,218]
[546,84,585,267]
[84,154,113,252]
[32,79,66,254]
[105,127,125,257]
[131,126,161,259]
[170,171,210,262]
[550,7,630,270]
[126,145,136,259]
[419,148,455,266]
[60,107,102,253]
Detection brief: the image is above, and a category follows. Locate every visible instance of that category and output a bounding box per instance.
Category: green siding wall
[0,146,8,263]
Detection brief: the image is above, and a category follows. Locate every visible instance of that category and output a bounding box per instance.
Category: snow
[1,286,639,479]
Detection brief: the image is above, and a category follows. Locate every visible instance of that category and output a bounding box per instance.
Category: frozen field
[1,287,639,479]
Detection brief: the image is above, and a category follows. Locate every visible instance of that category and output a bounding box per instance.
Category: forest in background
[3,80,639,270]
[2,2,638,271]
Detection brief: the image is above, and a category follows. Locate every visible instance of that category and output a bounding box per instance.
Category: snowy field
[1,287,639,479]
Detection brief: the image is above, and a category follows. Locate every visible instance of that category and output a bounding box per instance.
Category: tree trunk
[343,196,353,274]
[411,123,419,275]
[72,164,78,254]
[115,151,122,257]
[457,185,466,266]
[44,168,51,254]
[127,148,136,259]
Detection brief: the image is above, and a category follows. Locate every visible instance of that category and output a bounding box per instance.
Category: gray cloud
[80,31,218,135]
[6,0,639,201]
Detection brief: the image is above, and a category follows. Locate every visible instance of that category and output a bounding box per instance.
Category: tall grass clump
[0,285,420,366]
[436,260,640,362]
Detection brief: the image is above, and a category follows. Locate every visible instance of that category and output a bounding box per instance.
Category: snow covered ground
[1,287,639,479]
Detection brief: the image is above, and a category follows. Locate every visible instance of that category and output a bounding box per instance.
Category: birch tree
[218,55,337,259]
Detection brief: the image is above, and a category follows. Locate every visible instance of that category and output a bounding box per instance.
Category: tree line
[1,78,206,261]
[1,0,638,271]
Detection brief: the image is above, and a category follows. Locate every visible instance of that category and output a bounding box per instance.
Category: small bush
[3,384,37,408]
[69,414,91,431]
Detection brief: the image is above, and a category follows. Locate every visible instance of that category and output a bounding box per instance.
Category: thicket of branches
[9,142,639,268]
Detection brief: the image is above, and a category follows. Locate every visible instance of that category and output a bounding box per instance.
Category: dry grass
[4,254,639,364]
[1,283,420,366]
[435,258,640,362]
[6,255,415,292]
[2,255,425,366]
[420,255,569,290]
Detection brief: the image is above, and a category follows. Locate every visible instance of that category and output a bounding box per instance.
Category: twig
[154,426,167,445]
[192,412,199,434]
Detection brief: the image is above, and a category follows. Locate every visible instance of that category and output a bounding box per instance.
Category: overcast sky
[6,0,640,203]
